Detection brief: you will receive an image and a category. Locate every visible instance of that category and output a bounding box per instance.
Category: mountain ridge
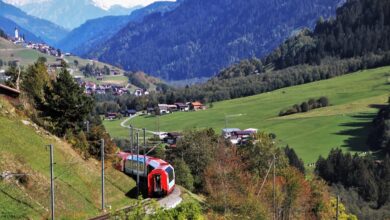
[56,1,180,55]
[88,0,342,80]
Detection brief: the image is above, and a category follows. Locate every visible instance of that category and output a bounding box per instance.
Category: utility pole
[273,154,276,220]
[130,125,134,175]
[86,121,90,133]
[143,128,146,176]
[130,125,134,154]
[336,196,339,220]
[101,139,105,211]
[136,132,140,196]
[49,144,55,220]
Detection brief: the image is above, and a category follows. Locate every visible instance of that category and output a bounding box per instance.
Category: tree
[22,59,50,104]
[167,128,217,191]
[319,96,329,107]
[284,145,305,173]
[40,68,93,136]
[300,101,309,112]
[172,159,194,191]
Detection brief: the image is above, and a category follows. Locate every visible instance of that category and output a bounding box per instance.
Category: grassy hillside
[104,66,390,164]
[0,38,129,85]
[0,97,136,219]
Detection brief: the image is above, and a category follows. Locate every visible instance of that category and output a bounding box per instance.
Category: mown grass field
[104,66,390,164]
[0,97,136,219]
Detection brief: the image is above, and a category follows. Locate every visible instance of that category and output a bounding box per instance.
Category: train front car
[116,152,175,198]
[147,163,175,197]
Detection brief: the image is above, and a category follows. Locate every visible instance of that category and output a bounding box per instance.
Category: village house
[121,109,137,117]
[105,112,118,120]
[147,107,155,115]
[175,103,189,111]
[134,88,149,97]
[158,104,170,114]
[190,101,206,111]
[163,132,183,147]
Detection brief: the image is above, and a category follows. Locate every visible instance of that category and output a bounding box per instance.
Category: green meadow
[104,66,390,164]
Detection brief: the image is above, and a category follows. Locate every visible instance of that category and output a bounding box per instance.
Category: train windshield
[165,166,174,183]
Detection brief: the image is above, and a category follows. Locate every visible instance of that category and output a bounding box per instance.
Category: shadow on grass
[125,176,148,199]
[335,112,377,152]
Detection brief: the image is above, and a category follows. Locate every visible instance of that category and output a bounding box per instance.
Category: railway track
[88,201,147,220]
[89,187,182,220]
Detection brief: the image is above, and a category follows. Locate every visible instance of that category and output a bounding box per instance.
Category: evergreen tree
[284,145,305,173]
[41,68,93,136]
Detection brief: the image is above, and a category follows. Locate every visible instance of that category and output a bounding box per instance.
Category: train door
[153,174,163,197]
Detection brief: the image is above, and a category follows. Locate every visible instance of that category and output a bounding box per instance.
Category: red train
[116,152,175,197]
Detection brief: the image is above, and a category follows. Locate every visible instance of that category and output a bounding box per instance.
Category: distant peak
[3,0,50,6]
[92,0,176,10]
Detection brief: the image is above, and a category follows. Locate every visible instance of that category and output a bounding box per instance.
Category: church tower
[14,27,19,39]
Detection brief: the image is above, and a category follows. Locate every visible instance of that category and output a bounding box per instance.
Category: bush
[279,96,329,116]
[173,159,194,191]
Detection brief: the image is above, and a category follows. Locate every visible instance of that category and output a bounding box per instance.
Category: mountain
[14,0,140,30]
[0,16,43,42]
[56,1,180,55]
[171,0,390,103]
[0,0,67,45]
[88,0,342,80]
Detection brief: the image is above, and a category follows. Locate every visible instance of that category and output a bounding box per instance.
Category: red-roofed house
[190,101,205,111]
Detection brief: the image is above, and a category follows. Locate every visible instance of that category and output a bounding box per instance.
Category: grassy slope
[105,66,390,164]
[0,38,128,85]
[0,98,136,219]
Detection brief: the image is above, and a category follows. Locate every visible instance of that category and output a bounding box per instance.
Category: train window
[165,167,174,183]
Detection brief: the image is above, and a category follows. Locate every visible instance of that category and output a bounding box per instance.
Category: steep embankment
[0,96,136,219]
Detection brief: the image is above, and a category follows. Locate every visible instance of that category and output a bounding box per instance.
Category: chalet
[147,107,155,115]
[121,109,137,117]
[105,112,118,120]
[0,84,20,98]
[134,89,143,97]
[134,89,149,97]
[190,101,205,111]
[158,104,170,114]
[163,132,182,147]
[175,103,189,111]
[96,76,104,81]
[167,104,177,112]
[84,82,96,91]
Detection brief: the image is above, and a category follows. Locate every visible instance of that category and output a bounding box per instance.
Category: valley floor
[104,66,390,164]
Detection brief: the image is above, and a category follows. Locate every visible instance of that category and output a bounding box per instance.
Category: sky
[3,0,176,9]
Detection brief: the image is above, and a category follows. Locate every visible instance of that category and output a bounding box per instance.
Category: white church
[13,27,24,44]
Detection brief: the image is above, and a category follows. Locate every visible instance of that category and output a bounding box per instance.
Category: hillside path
[120,114,161,135]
